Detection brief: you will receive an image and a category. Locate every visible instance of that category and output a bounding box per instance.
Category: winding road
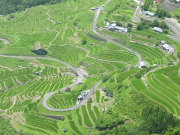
[0,0,143,112]
[0,54,90,111]
[43,81,102,111]
[93,0,142,68]
[42,0,143,111]
[0,0,152,112]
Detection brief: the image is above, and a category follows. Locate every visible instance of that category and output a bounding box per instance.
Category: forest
[0,0,64,14]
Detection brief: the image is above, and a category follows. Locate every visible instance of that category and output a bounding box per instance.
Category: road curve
[43,81,102,112]
[0,0,143,112]
[0,54,84,82]
[93,0,142,68]
[0,54,88,111]
[0,37,10,45]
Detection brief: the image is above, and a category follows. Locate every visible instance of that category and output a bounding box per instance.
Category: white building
[111,23,116,27]
[91,7,98,10]
[152,27,163,33]
[161,40,167,45]
[114,26,128,33]
[139,61,148,69]
[77,95,83,101]
[162,44,175,54]
[105,22,128,33]
[160,40,175,54]
[143,11,155,17]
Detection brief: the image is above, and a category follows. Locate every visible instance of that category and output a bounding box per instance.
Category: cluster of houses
[105,22,128,33]
[160,40,175,54]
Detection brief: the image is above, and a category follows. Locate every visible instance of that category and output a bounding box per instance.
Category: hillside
[0,0,64,15]
[0,0,179,135]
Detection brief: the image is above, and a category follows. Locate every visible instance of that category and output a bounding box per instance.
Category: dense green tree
[140,105,176,134]
[137,20,169,32]
[156,8,171,18]
[165,126,180,135]
[82,39,87,45]
[127,23,133,28]
[0,0,65,15]
[137,23,143,30]
[96,110,126,130]
[102,75,110,82]
[142,0,153,11]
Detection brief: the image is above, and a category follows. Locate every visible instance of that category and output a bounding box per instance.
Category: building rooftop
[161,40,167,44]
[139,61,147,68]
[162,44,175,53]
[152,27,163,33]
[144,11,155,16]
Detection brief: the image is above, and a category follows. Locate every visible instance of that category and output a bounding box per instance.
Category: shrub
[96,111,126,130]
[156,9,171,18]
[140,105,176,134]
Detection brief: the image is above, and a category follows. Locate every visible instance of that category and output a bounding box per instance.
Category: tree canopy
[0,0,65,15]
[140,105,176,134]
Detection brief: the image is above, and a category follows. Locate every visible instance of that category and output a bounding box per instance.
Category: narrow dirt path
[44,7,60,47]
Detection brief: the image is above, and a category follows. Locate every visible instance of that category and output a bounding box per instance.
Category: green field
[131,65,180,116]
[0,0,179,134]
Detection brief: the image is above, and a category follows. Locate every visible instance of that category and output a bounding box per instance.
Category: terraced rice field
[125,42,170,65]
[131,65,180,116]
[19,87,110,134]
[0,0,179,134]
[48,92,81,109]
[0,66,73,113]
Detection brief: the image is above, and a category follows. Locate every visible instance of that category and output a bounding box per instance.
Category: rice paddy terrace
[0,0,179,134]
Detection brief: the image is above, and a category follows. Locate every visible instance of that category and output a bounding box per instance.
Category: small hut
[34,72,40,75]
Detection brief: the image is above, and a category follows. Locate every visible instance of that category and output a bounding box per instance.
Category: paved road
[132,0,143,22]
[0,54,84,82]
[0,37,10,45]
[0,54,87,111]
[43,81,102,112]
[0,0,145,112]
[134,0,143,17]
[0,0,142,112]
[93,0,142,68]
